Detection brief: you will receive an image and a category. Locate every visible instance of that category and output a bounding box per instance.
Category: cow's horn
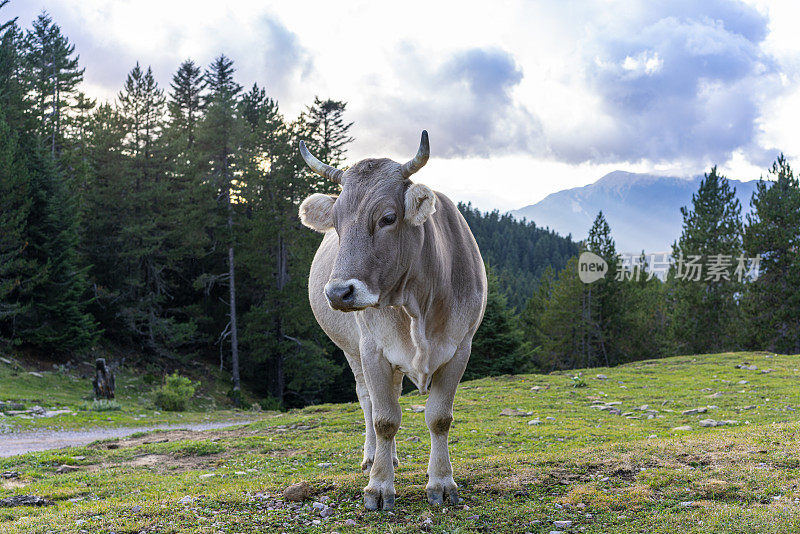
[400,130,429,178]
[299,141,343,184]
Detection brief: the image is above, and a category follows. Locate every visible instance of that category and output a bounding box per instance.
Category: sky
[4,0,800,211]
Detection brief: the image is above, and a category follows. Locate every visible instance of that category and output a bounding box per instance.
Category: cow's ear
[299,193,337,232]
[404,183,437,226]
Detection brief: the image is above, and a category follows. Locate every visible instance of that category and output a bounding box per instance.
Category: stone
[409,405,426,413]
[317,462,333,468]
[647,434,657,439]
[596,374,608,380]
[553,520,573,527]
[0,357,12,364]
[682,407,708,415]
[673,426,693,431]
[344,519,357,526]
[283,481,312,502]
[27,372,43,378]
[131,505,142,513]
[528,419,542,425]
[320,506,334,518]
[56,464,80,474]
[199,473,216,478]
[177,495,194,504]
[405,436,420,442]
[1,472,20,479]
[500,408,528,416]
[0,495,53,507]
[738,380,749,385]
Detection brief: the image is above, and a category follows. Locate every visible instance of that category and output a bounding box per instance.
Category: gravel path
[0,420,252,457]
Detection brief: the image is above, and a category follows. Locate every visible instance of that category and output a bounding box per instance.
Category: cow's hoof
[393,456,399,468]
[364,487,395,511]
[426,481,460,506]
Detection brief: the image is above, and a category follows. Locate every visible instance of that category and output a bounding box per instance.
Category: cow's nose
[325,280,355,309]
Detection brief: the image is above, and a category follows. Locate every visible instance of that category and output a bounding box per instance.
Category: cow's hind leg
[425,337,471,505]
[344,352,376,473]
[391,375,403,468]
[362,344,403,511]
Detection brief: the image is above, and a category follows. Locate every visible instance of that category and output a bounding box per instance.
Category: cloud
[257,16,313,99]
[354,46,546,159]
[3,2,313,107]
[549,0,781,166]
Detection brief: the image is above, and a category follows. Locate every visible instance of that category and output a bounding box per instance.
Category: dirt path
[0,420,253,457]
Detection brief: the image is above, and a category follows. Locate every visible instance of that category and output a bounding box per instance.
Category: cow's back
[309,231,361,357]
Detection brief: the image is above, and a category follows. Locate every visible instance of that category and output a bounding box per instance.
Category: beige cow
[298,131,487,510]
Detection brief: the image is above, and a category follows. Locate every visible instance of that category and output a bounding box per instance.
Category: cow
[298,131,487,511]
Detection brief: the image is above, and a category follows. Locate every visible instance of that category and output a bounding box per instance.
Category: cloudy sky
[5,0,800,211]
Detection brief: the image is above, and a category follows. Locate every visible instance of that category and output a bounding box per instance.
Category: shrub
[154,373,197,411]
[571,373,587,388]
[81,399,122,411]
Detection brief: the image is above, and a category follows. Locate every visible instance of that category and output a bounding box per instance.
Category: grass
[2,351,800,532]
[0,352,259,432]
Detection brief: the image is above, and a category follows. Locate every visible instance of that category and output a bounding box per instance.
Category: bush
[81,399,122,411]
[154,373,197,411]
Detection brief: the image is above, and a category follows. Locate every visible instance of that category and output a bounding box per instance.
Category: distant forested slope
[459,203,579,310]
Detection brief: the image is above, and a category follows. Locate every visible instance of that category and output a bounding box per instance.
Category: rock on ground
[0,495,53,507]
[283,481,312,502]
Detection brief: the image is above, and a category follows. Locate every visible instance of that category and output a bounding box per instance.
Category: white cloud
[4,0,799,211]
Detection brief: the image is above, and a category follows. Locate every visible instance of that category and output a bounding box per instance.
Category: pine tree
[1,12,96,353]
[465,268,526,380]
[0,109,33,335]
[114,63,196,354]
[24,12,84,155]
[668,166,743,354]
[237,84,350,407]
[81,103,128,333]
[585,211,620,367]
[538,256,587,369]
[197,55,245,397]
[168,59,205,149]
[742,155,800,353]
[302,97,354,168]
[519,266,554,369]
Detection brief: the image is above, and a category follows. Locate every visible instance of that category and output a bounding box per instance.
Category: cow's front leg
[362,344,402,511]
[425,338,471,505]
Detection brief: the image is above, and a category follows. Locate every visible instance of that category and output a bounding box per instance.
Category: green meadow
[3,351,800,533]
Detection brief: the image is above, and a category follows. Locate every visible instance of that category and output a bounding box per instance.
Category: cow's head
[299,131,436,312]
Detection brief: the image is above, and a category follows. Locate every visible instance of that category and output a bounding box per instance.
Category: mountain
[510,171,759,253]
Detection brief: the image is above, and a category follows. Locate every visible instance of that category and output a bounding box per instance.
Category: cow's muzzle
[324,278,378,312]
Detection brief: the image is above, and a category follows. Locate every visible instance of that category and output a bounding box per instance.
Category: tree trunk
[92,358,115,400]
[228,239,240,395]
[226,195,240,397]
[274,235,288,403]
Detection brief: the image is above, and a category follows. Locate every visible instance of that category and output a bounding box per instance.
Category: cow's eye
[378,213,396,228]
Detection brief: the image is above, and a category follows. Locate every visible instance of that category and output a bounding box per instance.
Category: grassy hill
[2,352,800,532]
[0,352,256,432]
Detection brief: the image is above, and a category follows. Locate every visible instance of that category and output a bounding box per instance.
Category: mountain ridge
[511,171,759,253]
